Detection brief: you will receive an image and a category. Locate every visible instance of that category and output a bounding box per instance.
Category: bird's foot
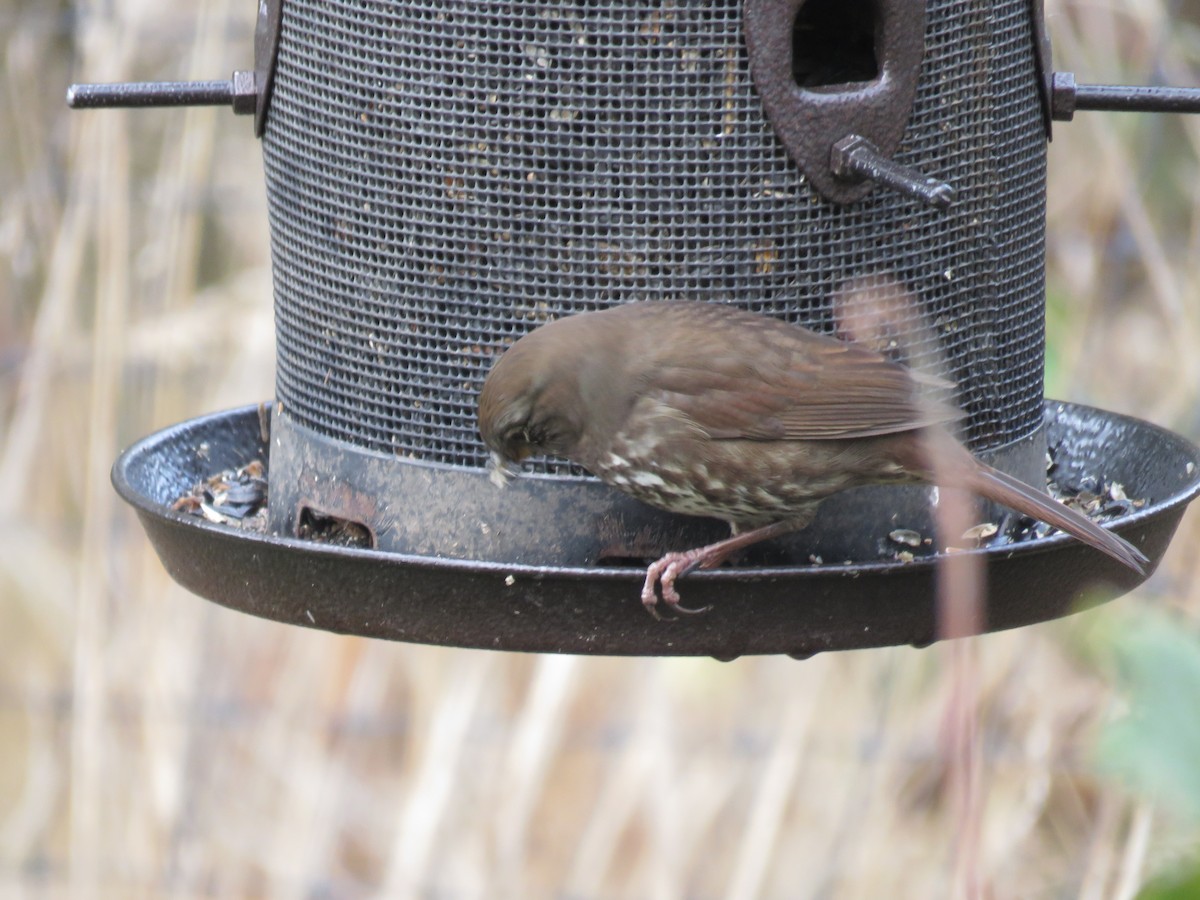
[641,550,718,620]
[638,521,805,620]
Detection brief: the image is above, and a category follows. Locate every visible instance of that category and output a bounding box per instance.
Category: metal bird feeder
[77,0,1200,656]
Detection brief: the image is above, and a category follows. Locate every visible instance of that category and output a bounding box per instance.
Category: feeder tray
[114,400,1200,658]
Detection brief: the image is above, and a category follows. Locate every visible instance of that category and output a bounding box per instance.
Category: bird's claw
[641,553,713,620]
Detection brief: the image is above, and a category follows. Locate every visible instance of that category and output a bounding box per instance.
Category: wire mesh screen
[263,0,1046,469]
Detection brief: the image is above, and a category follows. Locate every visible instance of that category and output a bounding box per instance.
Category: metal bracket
[65,0,283,138]
[1028,0,1055,138]
[744,0,949,207]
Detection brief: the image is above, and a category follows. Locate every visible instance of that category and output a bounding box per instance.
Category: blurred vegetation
[1064,608,1200,897]
[1083,612,1200,825]
[1,0,1199,897]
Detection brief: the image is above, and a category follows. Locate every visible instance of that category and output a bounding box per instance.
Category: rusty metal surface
[742,0,929,204]
[114,402,1200,657]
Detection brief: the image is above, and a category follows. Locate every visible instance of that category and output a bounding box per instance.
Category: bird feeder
[77,0,1200,656]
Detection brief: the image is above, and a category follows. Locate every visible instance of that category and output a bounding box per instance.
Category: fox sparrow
[478,302,1147,617]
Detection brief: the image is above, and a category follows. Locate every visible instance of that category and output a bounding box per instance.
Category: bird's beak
[488,451,521,487]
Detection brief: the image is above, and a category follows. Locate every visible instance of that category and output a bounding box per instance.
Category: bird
[477,301,1148,618]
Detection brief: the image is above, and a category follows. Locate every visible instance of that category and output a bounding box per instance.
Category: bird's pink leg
[641,521,800,619]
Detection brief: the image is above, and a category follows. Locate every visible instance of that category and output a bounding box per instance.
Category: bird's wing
[642,307,963,442]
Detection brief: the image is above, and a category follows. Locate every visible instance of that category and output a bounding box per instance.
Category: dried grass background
[2,1,1200,896]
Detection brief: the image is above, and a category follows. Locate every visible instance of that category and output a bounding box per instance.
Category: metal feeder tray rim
[112,401,1200,657]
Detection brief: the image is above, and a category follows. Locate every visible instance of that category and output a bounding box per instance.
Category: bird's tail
[893,426,1149,574]
[964,461,1148,575]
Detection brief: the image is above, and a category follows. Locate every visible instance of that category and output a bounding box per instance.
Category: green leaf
[1137,861,1200,900]
[1078,610,1200,825]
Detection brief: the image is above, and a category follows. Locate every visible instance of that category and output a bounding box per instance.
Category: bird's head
[478,322,588,486]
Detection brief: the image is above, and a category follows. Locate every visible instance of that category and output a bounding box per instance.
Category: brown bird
[478,302,1147,617]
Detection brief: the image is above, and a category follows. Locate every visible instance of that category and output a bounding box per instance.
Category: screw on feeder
[830,135,957,210]
[64,0,280,135]
[1051,72,1200,121]
[66,71,259,115]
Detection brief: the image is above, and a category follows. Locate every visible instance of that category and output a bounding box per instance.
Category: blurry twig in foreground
[835,275,988,898]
